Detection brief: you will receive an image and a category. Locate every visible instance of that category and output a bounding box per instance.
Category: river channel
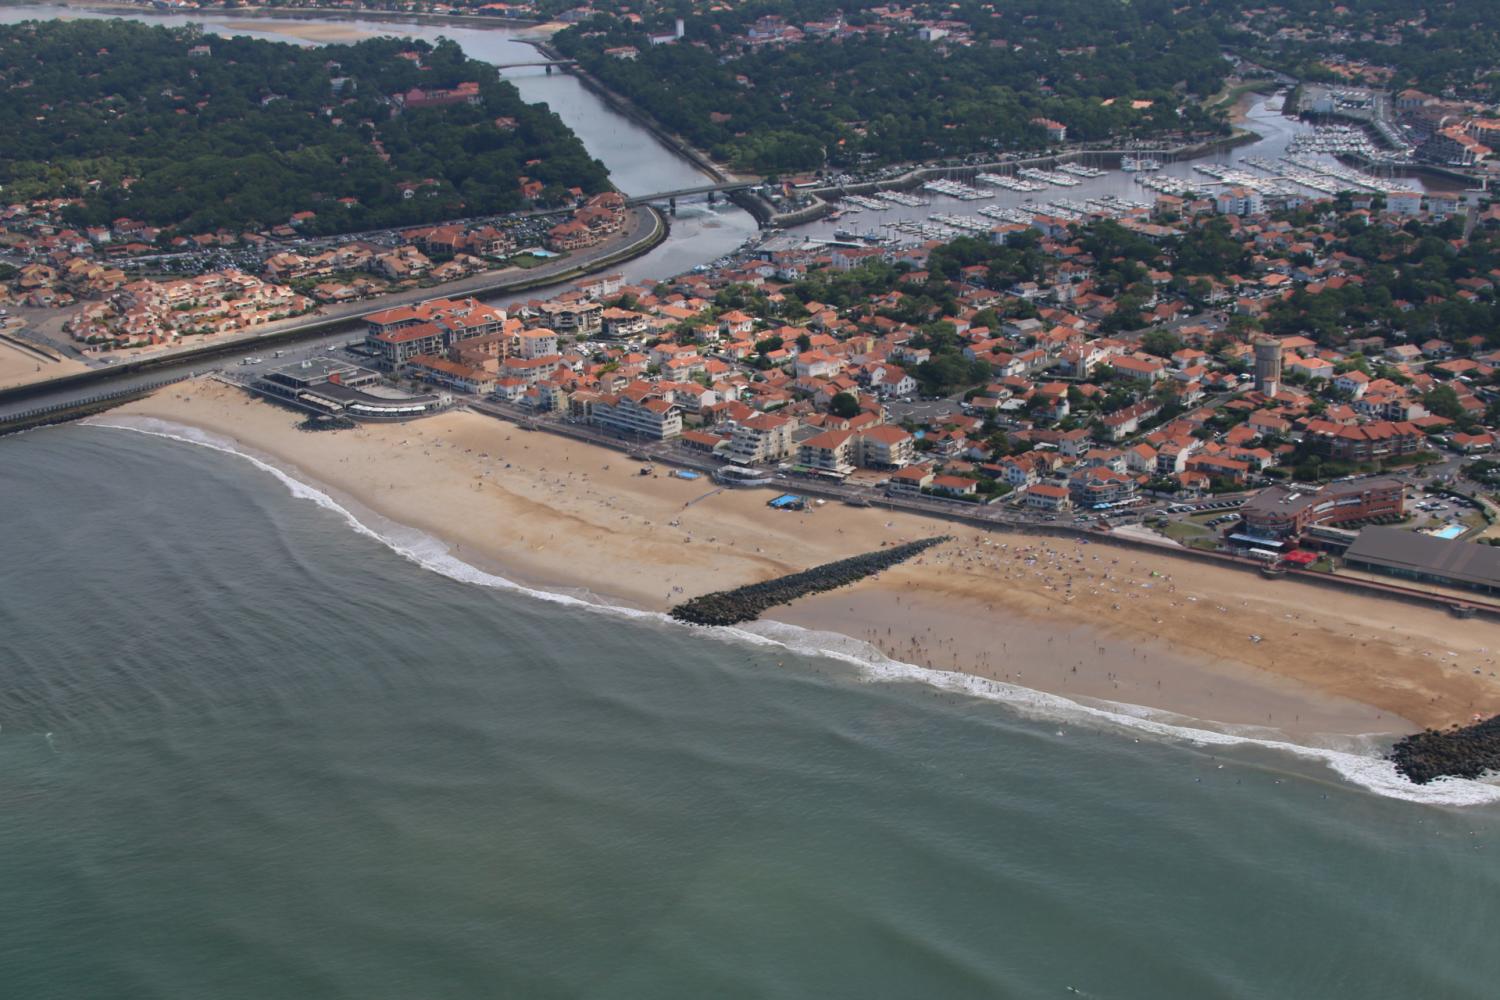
[0,4,1433,415]
[0,3,763,286]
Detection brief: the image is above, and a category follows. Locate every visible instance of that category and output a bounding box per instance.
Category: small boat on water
[1121,155,1163,172]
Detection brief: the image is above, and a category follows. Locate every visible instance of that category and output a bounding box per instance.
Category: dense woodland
[552,0,1500,174]
[0,20,609,238]
[1220,0,1500,98]
[556,0,1232,174]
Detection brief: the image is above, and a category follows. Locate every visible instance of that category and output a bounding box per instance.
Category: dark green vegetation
[555,0,1231,174]
[552,0,1500,173]
[1390,715,1500,784]
[1262,212,1500,409]
[1229,0,1500,98]
[0,19,608,237]
[670,537,951,626]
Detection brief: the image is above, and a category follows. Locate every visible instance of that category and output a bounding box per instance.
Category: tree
[829,392,860,418]
[1140,328,1183,358]
[2,22,610,238]
[1423,385,1467,423]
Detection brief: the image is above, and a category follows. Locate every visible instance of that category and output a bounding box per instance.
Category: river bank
[27,0,550,32]
[104,379,1500,742]
[522,35,742,188]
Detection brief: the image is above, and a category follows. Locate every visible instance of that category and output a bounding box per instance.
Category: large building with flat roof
[1236,478,1405,545]
[1343,527,1500,596]
[255,357,446,420]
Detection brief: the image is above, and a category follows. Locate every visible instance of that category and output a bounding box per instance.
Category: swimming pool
[1430,523,1467,540]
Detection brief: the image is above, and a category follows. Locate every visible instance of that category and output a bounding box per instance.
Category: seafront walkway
[465,397,1500,623]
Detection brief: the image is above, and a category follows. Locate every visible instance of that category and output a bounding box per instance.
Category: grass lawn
[508,251,569,269]
[1162,519,1215,547]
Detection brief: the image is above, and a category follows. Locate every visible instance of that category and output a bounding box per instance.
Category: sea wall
[0,375,190,437]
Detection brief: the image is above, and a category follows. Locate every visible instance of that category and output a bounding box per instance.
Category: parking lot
[885,395,963,423]
[1408,491,1484,537]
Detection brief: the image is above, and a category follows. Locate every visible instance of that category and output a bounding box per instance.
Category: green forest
[552,0,1500,174]
[554,0,1234,174]
[0,19,610,238]
[1217,0,1500,99]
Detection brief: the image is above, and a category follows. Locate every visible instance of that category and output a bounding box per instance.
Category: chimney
[675,17,685,38]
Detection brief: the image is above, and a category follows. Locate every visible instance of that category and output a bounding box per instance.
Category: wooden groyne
[670,536,950,627]
[1390,715,1500,785]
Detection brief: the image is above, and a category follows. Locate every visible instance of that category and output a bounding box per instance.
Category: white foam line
[90,415,1500,807]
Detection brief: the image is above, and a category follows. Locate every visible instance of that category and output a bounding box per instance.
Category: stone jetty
[671,536,951,627]
[1389,715,1500,784]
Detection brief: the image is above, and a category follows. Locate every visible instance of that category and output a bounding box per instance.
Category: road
[466,397,1140,535]
[0,207,664,420]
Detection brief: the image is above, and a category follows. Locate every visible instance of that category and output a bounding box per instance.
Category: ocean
[3,422,1500,999]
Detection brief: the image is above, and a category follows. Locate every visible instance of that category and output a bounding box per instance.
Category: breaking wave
[91,414,1500,807]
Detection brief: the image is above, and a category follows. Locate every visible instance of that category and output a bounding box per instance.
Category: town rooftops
[375,321,442,343]
[801,428,856,449]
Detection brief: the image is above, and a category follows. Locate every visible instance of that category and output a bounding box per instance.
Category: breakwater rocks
[670,536,950,627]
[1390,715,1500,784]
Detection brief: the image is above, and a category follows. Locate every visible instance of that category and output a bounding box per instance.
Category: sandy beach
[218,19,373,44]
[0,339,88,390]
[108,379,1500,736]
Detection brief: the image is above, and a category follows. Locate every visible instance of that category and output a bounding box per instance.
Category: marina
[1121,155,1164,172]
[807,95,1446,254]
[922,178,992,200]
[1018,167,1082,187]
[876,189,927,207]
[978,172,1048,192]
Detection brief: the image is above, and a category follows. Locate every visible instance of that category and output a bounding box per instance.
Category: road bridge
[493,59,577,73]
[624,181,756,212]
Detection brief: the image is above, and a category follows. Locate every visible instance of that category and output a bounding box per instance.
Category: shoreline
[103,381,1500,744]
[520,36,740,188]
[22,1,550,31]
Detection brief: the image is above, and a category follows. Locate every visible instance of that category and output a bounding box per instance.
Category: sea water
[3,422,1499,999]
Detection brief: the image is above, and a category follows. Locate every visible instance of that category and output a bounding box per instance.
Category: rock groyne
[1389,715,1500,784]
[670,536,950,627]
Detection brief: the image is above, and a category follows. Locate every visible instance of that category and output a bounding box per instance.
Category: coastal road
[0,208,665,422]
[467,398,1134,535]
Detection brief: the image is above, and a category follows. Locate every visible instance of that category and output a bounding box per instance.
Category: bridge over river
[493,59,576,73]
[624,181,756,210]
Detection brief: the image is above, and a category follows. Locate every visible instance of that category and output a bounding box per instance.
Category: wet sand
[106,379,1500,735]
[773,579,1402,737]
[218,19,373,43]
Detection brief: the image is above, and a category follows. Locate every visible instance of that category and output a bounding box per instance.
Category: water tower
[1253,338,1282,396]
